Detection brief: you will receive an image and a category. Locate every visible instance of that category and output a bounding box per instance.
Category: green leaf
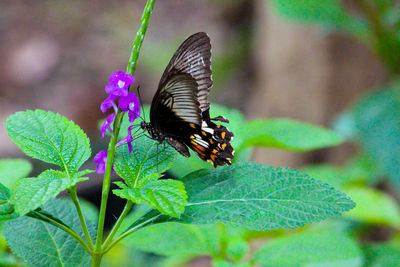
[364,241,400,267]
[178,162,354,230]
[303,154,385,189]
[270,0,367,35]
[5,110,91,174]
[344,187,400,227]
[123,222,221,257]
[239,119,343,152]
[79,199,99,225]
[302,164,349,189]
[349,82,400,191]
[226,238,249,262]
[10,170,88,216]
[114,179,187,218]
[169,104,250,178]
[0,158,32,188]
[113,136,176,187]
[0,252,20,266]
[4,198,95,267]
[0,183,18,221]
[254,230,363,267]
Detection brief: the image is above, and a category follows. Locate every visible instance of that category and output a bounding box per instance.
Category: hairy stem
[101,201,133,249]
[103,214,161,254]
[94,0,156,262]
[27,211,92,254]
[68,186,95,249]
[126,0,156,75]
[95,111,123,251]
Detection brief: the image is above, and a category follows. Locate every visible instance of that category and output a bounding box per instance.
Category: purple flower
[101,113,115,138]
[119,93,141,123]
[105,71,135,97]
[100,95,118,113]
[94,150,108,174]
[117,125,134,153]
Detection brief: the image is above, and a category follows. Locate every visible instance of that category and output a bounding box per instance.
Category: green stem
[103,214,160,254]
[95,111,123,251]
[91,254,102,267]
[68,186,95,249]
[101,201,133,249]
[27,211,92,254]
[93,0,156,263]
[126,0,156,75]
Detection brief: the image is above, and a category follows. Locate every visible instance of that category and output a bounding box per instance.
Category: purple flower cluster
[95,71,141,174]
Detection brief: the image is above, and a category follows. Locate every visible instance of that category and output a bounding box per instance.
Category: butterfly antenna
[136,85,147,122]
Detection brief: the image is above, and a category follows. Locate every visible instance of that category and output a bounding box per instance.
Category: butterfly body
[141,32,234,167]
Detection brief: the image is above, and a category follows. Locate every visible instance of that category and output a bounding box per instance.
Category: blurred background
[1,0,399,266]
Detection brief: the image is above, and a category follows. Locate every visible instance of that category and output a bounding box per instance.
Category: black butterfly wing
[158,32,212,112]
[148,33,234,167]
[150,73,201,130]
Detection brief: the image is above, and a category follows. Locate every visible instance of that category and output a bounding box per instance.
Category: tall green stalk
[92,1,156,265]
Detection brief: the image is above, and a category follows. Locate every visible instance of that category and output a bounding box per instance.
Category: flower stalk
[92,0,156,265]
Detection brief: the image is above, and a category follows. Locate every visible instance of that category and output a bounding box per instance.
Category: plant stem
[126,0,156,75]
[95,111,123,251]
[93,0,156,264]
[27,211,92,254]
[101,201,133,249]
[68,186,95,249]
[103,214,161,254]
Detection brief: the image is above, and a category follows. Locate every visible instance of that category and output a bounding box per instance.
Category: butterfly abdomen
[187,121,234,167]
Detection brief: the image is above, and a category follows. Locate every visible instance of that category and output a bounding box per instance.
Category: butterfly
[140,32,234,167]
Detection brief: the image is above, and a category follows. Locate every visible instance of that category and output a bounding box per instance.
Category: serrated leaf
[0,158,32,188]
[123,222,221,257]
[5,110,91,174]
[179,162,354,230]
[0,183,18,221]
[344,187,400,227]
[114,179,187,218]
[239,119,343,152]
[114,136,176,187]
[10,170,88,216]
[4,198,95,267]
[254,230,363,267]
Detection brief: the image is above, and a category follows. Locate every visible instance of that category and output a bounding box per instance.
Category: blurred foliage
[2,0,400,266]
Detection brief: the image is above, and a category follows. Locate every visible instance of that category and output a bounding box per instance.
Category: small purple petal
[100,95,118,113]
[94,150,114,174]
[116,125,135,154]
[105,83,128,97]
[101,113,115,138]
[119,93,141,123]
[125,73,135,85]
[106,71,135,97]
[94,150,108,174]
[109,71,126,83]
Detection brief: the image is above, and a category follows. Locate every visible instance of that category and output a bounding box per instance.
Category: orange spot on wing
[201,131,207,136]
[189,123,196,129]
[221,143,227,150]
[210,154,217,161]
[221,132,226,139]
[209,139,214,144]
